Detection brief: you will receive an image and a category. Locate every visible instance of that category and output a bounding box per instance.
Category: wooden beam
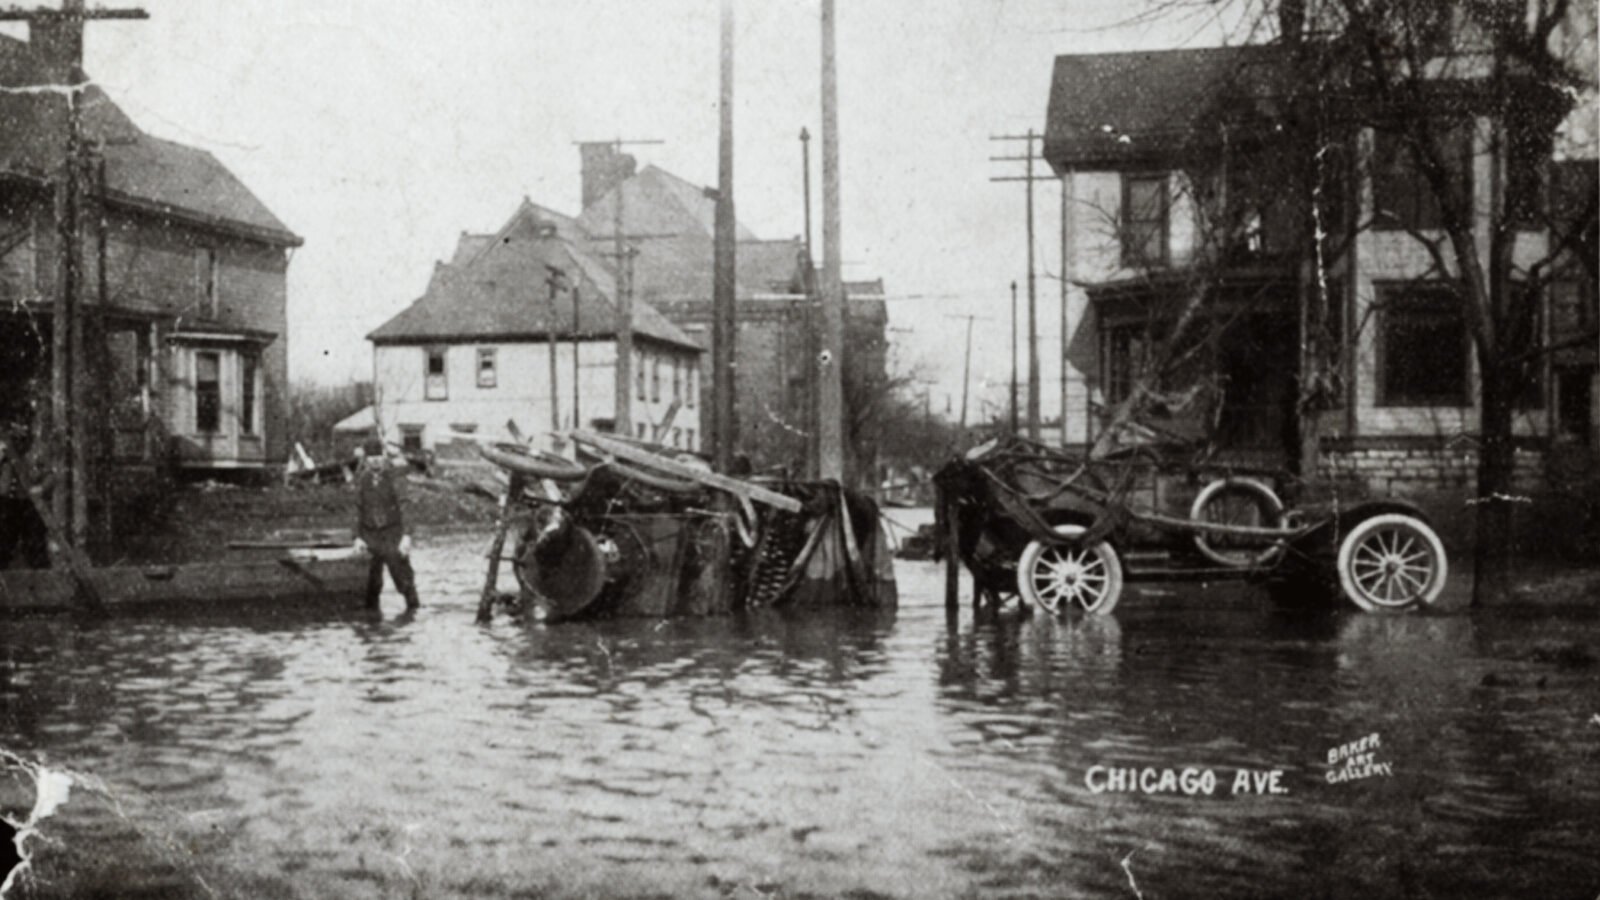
[572,430,802,512]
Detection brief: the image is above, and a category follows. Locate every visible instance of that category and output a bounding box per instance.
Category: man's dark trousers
[363,524,418,609]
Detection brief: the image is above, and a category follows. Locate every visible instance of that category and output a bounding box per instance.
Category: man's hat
[362,437,385,456]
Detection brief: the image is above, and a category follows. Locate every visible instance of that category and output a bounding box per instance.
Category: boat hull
[0,553,371,615]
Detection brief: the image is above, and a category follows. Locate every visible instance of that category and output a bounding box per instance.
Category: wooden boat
[0,547,370,615]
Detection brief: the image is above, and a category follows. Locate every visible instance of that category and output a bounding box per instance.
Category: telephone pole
[990,129,1048,441]
[1060,172,1075,447]
[946,313,992,431]
[1009,281,1019,433]
[574,138,663,438]
[817,0,846,482]
[544,266,564,432]
[0,1,146,556]
[712,0,738,473]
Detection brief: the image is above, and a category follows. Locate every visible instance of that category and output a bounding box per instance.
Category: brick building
[0,28,301,479]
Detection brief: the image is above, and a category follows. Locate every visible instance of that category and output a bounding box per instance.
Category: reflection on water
[0,533,1596,898]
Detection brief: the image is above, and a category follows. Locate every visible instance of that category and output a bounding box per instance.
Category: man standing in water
[354,437,420,610]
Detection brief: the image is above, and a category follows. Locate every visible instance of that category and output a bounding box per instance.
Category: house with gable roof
[0,25,302,478]
[367,145,893,470]
[366,199,707,453]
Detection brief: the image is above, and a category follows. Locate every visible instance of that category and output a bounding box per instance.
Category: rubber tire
[479,443,588,481]
[1017,524,1125,616]
[1190,478,1285,568]
[1336,513,1448,613]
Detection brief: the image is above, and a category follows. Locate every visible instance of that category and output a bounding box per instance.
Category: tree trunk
[1472,368,1518,606]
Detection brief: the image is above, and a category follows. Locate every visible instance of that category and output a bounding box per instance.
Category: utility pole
[800,127,814,263]
[571,285,581,427]
[990,130,1048,441]
[945,313,991,431]
[1010,280,1019,433]
[544,266,564,432]
[0,0,146,558]
[1060,172,1075,448]
[799,126,819,475]
[574,138,662,438]
[712,0,738,473]
[817,0,846,482]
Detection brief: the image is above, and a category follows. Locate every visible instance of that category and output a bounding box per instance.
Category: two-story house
[0,27,301,477]
[366,200,705,453]
[1044,9,1596,497]
[370,145,896,473]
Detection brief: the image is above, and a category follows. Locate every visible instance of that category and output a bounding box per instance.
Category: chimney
[30,0,85,81]
[579,142,637,212]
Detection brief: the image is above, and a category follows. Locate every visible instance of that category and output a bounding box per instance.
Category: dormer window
[1121,173,1169,267]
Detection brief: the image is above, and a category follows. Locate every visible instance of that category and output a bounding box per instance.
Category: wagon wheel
[1017,524,1124,616]
[479,443,589,481]
[1190,478,1285,567]
[1336,514,1448,613]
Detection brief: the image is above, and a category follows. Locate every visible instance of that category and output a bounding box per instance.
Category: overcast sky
[46,0,1245,418]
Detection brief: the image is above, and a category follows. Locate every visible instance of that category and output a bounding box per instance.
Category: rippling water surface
[1,522,1597,899]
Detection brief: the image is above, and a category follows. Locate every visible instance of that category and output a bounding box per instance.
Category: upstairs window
[1373,121,1473,232]
[672,358,682,401]
[476,347,497,388]
[651,356,661,402]
[199,248,220,318]
[687,364,698,408]
[635,351,646,401]
[1121,173,1169,267]
[425,347,448,401]
[1377,282,1469,407]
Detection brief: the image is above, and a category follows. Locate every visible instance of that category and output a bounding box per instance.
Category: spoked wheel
[1190,478,1285,567]
[1017,524,1125,616]
[1336,513,1448,613]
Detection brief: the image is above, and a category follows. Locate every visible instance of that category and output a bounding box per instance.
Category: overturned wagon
[474,431,896,622]
[936,436,1449,615]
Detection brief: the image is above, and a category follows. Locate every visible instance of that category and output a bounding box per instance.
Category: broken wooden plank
[571,430,802,513]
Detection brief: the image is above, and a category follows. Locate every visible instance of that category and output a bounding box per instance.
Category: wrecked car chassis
[935,437,1449,616]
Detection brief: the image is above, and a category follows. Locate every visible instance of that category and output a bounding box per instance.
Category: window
[240,352,258,435]
[1377,283,1469,407]
[671,427,682,448]
[1551,280,1594,340]
[1121,173,1168,266]
[686,428,695,449]
[195,351,221,433]
[1506,139,1547,228]
[200,248,220,318]
[400,425,424,452]
[425,347,447,401]
[1104,325,1149,406]
[636,422,647,439]
[651,356,661,402]
[687,364,698,408]
[1373,121,1472,231]
[476,347,497,388]
[672,358,681,401]
[1512,283,1545,410]
[635,351,646,401]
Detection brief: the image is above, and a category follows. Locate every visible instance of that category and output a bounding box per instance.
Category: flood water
[2,519,1598,899]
